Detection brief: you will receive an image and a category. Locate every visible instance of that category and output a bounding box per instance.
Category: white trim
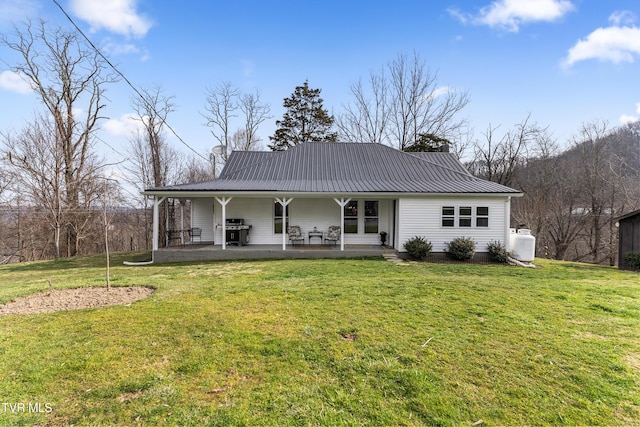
[440,204,491,229]
[505,197,512,253]
[144,190,523,199]
[333,197,352,251]
[152,196,167,252]
[215,197,232,250]
[275,197,293,250]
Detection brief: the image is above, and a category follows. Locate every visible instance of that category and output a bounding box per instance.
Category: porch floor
[154,244,397,263]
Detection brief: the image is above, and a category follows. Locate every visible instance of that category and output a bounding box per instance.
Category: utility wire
[50,0,210,162]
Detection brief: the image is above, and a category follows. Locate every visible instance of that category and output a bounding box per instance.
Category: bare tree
[571,120,621,263]
[179,155,215,184]
[127,85,182,248]
[3,116,66,258]
[337,52,470,150]
[238,90,271,151]
[0,159,9,199]
[130,85,177,189]
[203,81,239,159]
[511,130,560,234]
[337,70,389,144]
[545,167,589,261]
[1,19,117,256]
[470,114,547,188]
[100,178,125,289]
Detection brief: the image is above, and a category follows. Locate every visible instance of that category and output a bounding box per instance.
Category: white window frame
[441,205,490,228]
[476,206,489,227]
[442,206,455,227]
[364,200,379,234]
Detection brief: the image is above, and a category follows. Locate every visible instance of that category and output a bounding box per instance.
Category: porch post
[152,196,167,252]
[180,200,185,245]
[215,196,232,250]
[333,197,351,251]
[276,197,293,250]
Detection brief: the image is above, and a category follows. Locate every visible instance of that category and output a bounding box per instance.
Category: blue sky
[1,0,640,167]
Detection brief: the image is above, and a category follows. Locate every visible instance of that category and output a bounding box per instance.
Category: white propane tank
[510,229,536,262]
[509,228,517,250]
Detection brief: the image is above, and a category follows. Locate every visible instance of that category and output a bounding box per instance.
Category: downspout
[505,196,512,253]
[507,256,536,268]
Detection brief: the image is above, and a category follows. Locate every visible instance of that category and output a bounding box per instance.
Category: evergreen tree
[403,133,451,152]
[268,80,337,151]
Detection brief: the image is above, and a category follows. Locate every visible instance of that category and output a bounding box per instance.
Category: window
[476,207,489,227]
[442,206,455,227]
[344,200,358,233]
[364,201,379,233]
[274,202,289,234]
[442,205,490,228]
[459,207,472,227]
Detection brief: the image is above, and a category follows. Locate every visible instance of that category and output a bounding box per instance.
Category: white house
[143,142,522,259]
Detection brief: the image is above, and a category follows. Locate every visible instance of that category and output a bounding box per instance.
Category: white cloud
[619,114,637,124]
[104,42,140,56]
[619,102,640,124]
[102,40,150,61]
[429,86,452,99]
[0,70,32,94]
[450,0,574,32]
[609,10,636,26]
[103,113,143,137]
[563,13,640,68]
[70,0,152,38]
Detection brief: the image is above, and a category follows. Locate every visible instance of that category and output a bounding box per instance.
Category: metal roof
[148,142,520,194]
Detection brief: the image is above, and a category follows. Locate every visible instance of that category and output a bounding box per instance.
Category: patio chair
[288,225,305,245]
[324,225,341,246]
[189,227,202,243]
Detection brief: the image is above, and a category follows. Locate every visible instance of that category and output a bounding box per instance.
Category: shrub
[487,240,508,263]
[446,237,476,261]
[403,236,433,260]
[625,251,640,271]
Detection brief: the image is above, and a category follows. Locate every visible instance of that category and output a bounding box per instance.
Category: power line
[50,0,210,162]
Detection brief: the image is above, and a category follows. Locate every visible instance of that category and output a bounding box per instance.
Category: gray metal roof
[149,142,520,194]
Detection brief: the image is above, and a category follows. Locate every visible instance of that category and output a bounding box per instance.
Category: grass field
[0,254,639,426]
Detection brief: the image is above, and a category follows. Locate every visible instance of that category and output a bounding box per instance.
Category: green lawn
[0,254,639,426]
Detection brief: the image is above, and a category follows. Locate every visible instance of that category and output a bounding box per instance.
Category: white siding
[191,198,215,242]
[218,198,275,244]
[290,198,392,245]
[191,196,393,246]
[397,196,509,252]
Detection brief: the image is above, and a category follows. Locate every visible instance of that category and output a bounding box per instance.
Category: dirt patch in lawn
[0,286,155,316]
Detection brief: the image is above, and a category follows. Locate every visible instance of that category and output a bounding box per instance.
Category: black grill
[225,218,251,245]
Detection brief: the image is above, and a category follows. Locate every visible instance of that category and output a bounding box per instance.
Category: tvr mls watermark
[2,402,53,414]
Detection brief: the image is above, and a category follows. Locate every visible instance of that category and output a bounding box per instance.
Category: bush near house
[625,251,640,270]
[446,236,476,261]
[487,240,508,263]
[403,236,433,260]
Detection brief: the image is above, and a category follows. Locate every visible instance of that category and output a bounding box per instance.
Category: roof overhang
[142,189,523,199]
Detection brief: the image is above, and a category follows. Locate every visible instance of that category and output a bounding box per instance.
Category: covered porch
[148,192,398,262]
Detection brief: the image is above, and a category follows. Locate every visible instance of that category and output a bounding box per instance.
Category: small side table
[308,231,323,245]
